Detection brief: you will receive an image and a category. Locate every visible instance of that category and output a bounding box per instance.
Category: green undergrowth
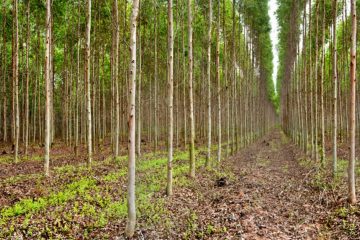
[327,205,360,237]
[0,178,96,226]
[0,148,208,238]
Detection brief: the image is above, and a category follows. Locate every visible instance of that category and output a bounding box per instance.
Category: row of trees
[0,0,278,236]
[278,0,359,204]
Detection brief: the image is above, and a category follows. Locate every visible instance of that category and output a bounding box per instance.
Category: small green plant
[206,224,216,235]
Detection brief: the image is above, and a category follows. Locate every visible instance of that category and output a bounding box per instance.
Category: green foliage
[0,178,96,225]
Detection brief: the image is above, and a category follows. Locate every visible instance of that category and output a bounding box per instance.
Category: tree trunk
[75,2,81,156]
[216,0,221,163]
[332,0,338,176]
[188,0,195,178]
[167,0,174,196]
[320,0,326,165]
[154,3,158,153]
[125,0,139,237]
[12,0,19,163]
[314,0,319,162]
[206,0,212,167]
[348,0,357,204]
[44,0,51,176]
[2,1,7,142]
[85,0,93,165]
[309,0,314,159]
[25,0,30,155]
[113,0,120,159]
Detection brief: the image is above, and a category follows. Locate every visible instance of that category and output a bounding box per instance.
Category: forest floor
[0,129,359,239]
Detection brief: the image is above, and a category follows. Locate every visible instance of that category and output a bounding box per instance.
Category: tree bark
[2,0,7,142]
[75,2,81,156]
[25,0,30,155]
[85,0,93,165]
[188,0,195,178]
[332,0,338,176]
[125,0,139,237]
[154,2,158,153]
[12,0,19,163]
[348,0,357,204]
[113,0,120,159]
[167,0,174,196]
[44,0,51,176]
[320,0,326,165]
[216,0,221,163]
[314,0,319,162]
[206,0,212,167]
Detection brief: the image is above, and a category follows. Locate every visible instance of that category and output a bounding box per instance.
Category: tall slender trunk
[12,0,19,163]
[50,13,54,143]
[24,0,30,155]
[216,0,221,163]
[188,0,195,178]
[75,2,80,156]
[167,0,174,196]
[309,0,314,159]
[154,2,158,153]
[303,2,308,154]
[332,0,338,176]
[44,0,51,176]
[348,0,357,204]
[320,0,326,165]
[125,0,139,237]
[85,0,93,165]
[206,0,212,167]
[113,0,120,158]
[2,1,7,142]
[231,0,236,153]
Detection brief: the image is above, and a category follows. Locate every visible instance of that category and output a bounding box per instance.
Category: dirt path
[225,130,321,239]
[160,129,327,239]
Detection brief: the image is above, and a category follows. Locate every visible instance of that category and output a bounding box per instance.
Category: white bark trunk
[85,0,93,164]
[125,0,139,237]
[188,0,195,178]
[44,0,51,176]
[348,0,357,204]
[167,0,174,196]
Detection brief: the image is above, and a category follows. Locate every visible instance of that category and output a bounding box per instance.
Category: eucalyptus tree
[206,0,212,167]
[2,0,7,142]
[12,0,19,163]
[216,0,221,163]
[44,0,52,176]
[320,0,325,165]
[188,0,195,178]
[25,0,30,156]
[154,1,158,153]
[113,0,120,159]
[85,0,93,165]
[125,0,140,237]
[348,0,357,204]
[167,0,174,196]
[332,0,338,176]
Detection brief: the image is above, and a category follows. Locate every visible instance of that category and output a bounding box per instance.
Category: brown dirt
[137,129,359,240]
